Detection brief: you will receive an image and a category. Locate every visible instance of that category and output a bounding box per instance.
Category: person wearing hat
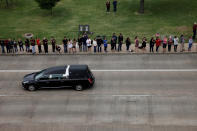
[193,22,197,40]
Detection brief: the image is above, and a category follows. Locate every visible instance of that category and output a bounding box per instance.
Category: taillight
[88,78,92,84]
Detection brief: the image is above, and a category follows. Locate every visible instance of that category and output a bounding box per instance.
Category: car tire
[75,85,83,91]
[28,85,36,91]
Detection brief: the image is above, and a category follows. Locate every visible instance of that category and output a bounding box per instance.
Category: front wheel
[27,85,36,91]
[75,85,83,91]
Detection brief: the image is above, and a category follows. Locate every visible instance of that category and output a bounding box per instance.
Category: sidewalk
[1,43,197,55]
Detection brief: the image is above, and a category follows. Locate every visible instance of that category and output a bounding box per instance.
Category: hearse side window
[39,75,49,80]
[50,74,63,80]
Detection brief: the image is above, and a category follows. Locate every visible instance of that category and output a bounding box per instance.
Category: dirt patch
[176,26,190,32]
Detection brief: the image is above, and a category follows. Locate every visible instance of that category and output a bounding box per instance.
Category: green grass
[0,0,197,43]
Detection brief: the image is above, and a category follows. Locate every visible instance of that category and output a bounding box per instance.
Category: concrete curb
[0,52,197,56]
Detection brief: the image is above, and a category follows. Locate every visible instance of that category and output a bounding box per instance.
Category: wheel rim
[28,86,35,91]
[76,85,82,91]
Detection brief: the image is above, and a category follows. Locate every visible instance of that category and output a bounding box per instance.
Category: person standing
[149,37,155,53]
[188,36,193,52]
[18,38,24,52]
[103,37,108,52]
[62,36,68,53]
[25,39,30,52]
[106,0,110,12]
[168,36,173,52]
[118,33,123,52]
[37,38,42,53]
[0,39,5,53]
[193,22,197,40]
[111,37,116,52]
[43,37,48,53]
[78,36,83,52]
[180,35,185,52]
[134,36,139,53]
[68,39,73,54]
[112,33,117,50]
[83,34,88,52]
[73,38,77,53]
[13,39,18,53]
[155,37,161,52]
[5,39,10,53]
[10,39,14,53]
[162,36,168,53]
[97,36,103,52]
[173,36,179,52]
[125,37,131,51]
[86,37,92,53]
[51,37,56,53]
[30,37,36,54]
[140,37,147,53]
[93,38,97,53]
[113,0,117,12]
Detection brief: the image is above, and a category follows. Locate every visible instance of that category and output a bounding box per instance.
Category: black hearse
[22,65,95,91]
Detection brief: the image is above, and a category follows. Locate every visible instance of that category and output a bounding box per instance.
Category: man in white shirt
[86,37,92,52]
[173,36,179,52]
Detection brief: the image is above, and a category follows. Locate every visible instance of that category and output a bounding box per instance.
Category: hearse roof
[69,65,88,71]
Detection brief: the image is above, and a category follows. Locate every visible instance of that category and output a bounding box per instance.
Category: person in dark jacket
[62,36,68,53]
[51,36,56,53]
[149,37,155,53]
[78,36,83,52]
[25,39,30,52]
[10,39,14,53]
[106,0,110,12]
[18,38,24,52]
[125,37,131,51]
[82,34,88,52]
[43,37,48,53]
[97,36,103,52]
[0,39,5,53]
[112,33,117,50]
[118,33,123,51]
[113,0,118,12]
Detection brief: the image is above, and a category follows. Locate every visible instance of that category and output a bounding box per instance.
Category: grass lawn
[0,0,197,43]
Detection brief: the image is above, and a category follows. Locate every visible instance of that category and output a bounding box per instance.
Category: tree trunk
[5,0,9,7]
[139,0,144,14]
[51,8,53,16]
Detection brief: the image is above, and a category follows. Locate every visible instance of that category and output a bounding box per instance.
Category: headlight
[23,81,29,84]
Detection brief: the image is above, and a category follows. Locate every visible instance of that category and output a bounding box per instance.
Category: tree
[35,0,60,15]
[139,0,144,14]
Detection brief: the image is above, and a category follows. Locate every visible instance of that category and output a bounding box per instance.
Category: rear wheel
[75,85,83,91]
[28,85,36,91]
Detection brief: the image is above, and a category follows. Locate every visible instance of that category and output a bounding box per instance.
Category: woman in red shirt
[155,37,161,52]
[37,38,42,53]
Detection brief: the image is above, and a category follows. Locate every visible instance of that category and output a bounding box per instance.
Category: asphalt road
[0,54,197,131]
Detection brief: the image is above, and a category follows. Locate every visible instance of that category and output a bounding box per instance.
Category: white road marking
[112,95,151,97]
[0,69,197,73]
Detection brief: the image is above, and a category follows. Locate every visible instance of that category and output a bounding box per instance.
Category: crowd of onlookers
[0,22,196,54]
[0,32,196,54]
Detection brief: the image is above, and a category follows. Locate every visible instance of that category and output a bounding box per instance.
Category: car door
[36,75,51,88]
[61,75,73,87]
[48,74,63,88]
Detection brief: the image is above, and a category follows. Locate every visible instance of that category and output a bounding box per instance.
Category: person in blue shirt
[103,37,108,52]
[113,0,117,12]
